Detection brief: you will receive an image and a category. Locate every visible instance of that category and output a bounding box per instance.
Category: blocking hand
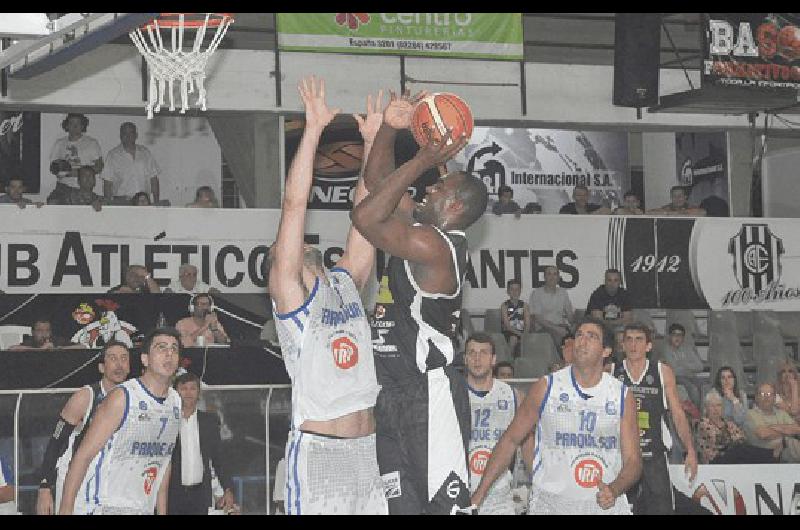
[298,76,340,131]
[353,89,384,144]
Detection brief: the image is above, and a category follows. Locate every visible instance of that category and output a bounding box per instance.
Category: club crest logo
[143,464,159,495]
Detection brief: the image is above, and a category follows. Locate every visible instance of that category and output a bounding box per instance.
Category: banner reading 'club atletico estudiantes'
[277,13,523,60]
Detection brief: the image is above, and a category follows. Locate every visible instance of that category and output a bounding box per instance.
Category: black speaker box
[613,13,662,107]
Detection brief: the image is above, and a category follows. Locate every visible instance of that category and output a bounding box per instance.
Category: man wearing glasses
[744,382,800,462]
[59,327,183,514]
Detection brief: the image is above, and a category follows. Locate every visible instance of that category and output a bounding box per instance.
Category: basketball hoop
[129,13,233,119]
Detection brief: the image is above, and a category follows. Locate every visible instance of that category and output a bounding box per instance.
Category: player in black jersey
[35,341,130,514]
[352,91,488,514]
[613,322,698,514]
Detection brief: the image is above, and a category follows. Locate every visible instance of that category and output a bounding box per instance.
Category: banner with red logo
[703,14,800,89]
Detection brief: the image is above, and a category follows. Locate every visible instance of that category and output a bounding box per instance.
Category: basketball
[411,92,474,147]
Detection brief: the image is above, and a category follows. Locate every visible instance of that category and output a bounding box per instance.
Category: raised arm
[59,387,126,515]
[662,363,698,481]
[336,90,383,290]
[269,76,339,313]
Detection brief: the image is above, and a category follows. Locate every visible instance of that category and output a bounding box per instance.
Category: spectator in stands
[500,279,531,357]
[560,333,575,364]
[646,185,706,217]
[493,361,514,380]
[186,186,219,208]
[611,326,626,366]
[0,453,15,514]
[661,323,704,408]
[585,268,632,329]
[699,195,729,217]
[612,190,644,215]
[108,264,161,293]
[521,202,542,214]
[696,390,774,464]
[48,113,103,204]
[558,184,608,214]
[529,265,573,350]
[175,293,229,348]
[775,360,800,422]
[52,166,103,211]
[492,185,521,217]
[744,382,800,462]
[102,122,161,204]
[7,318,78,350]
[131,191,152,206]
[713,366,749,428]
[0,176,42,208]
[166,264,217,295]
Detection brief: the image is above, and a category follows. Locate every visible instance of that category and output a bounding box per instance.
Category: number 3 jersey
[83,378,181,515]
[468,380,517,496]
[274,267,380,428]
[532,366,628,505]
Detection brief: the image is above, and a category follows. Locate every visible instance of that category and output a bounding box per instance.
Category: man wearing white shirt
[48,113,103,203]
[102,122,161,203]
[171,264,215,295]
[529,265,574,350]
[169,372,238,514]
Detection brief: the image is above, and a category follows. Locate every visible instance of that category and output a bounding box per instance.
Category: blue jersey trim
[620,384,626,418]
[570,367,593,400]
[538,374,553,418]
[467,384,489,398]
[330,267,353,280]
[135,378,166,405]
[290,315,304,332]
[274,277,320,320]
[0,458,12,485]
[92,445,107,506]
[286,437,296,515]
[293,432,303,515]
[117,386,130,432]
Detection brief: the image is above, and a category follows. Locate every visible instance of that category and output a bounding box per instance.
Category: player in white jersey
[59,328,182,514]
[36,341,131,515]
[465,332,533,515]
[471,318,642,515]
[267,76,387,515]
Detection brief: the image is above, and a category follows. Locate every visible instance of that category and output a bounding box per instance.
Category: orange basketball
[411,92,474,147]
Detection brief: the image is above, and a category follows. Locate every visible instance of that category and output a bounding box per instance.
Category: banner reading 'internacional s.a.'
[276,13,523,60]
[703,13,800,89]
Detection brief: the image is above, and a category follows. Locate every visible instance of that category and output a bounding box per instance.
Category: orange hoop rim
[141,13,234,30]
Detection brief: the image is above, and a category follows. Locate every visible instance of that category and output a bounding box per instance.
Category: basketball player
[351,92,488,514]
[614,322,697,514]
[58,328,182,515]
[465,332,533,515]
[471,319,642,515]
[267,76,386,515]
[36,341,131,515]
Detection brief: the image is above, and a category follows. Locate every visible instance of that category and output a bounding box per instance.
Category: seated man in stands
[186,186,219,208]
[107,264,161,293]
[0,177,42,209]
[696,390,774,465]
[558,184,609,214]
[166,263,218,295]
[612,190,644,215]
[661,323,704,407]
[745,382,800,462]
[585,268,632,330]
[493,361,514,380]
[48,167,103,211]
[646,185,706,217]
[529,265,573,351]
[492,185,521,217]
[175,293,229,347]
[500,279,531,357]
[8,318,79,350]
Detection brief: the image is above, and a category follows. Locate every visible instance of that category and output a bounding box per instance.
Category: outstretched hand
[298,76,340,132]
[414,128,468,169]
[353,89,384,144]
[384,89,429,130]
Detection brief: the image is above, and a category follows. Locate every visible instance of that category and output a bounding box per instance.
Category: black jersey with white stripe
[371,226,467,385]
[613,359,667,459]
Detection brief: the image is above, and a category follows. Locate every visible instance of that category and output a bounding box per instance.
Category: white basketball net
[129,13,233,119]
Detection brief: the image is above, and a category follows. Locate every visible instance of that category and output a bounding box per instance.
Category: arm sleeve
[38,416,77,487]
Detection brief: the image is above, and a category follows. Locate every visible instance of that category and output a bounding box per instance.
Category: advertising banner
[277,13,523,60]
[1,208,800,311]
[669,464,800,515]
[451,127,630,214]
[703,13,800,89]
[675,131,729,216]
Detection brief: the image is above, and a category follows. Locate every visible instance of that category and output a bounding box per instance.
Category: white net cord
[129,14,233,119]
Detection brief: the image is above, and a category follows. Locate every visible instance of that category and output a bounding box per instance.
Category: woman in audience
[713,366,748,428]
[695,390,774,464]
[775,359,800,422]
[131,192,151,206]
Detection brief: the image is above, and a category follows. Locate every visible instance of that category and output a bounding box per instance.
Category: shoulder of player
[61,385,93,421]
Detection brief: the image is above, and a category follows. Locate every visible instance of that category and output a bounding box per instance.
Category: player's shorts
[627,452,674,515]
[56,463,94,515]
[375,365,471,514]
[284,430,387,515]
[90,505,151,515]
[527,484,632,515]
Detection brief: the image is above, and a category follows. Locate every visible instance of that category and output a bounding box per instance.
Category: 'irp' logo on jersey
[574,458,603,488]
[143,464,159,495]
[469,449,491,475]
[728,224,784,293]
[332,336,359,369]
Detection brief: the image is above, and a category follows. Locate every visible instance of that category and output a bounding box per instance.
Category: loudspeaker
[613,14,662,108]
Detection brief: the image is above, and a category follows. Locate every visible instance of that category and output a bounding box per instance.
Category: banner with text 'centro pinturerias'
[277,13,523,60]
